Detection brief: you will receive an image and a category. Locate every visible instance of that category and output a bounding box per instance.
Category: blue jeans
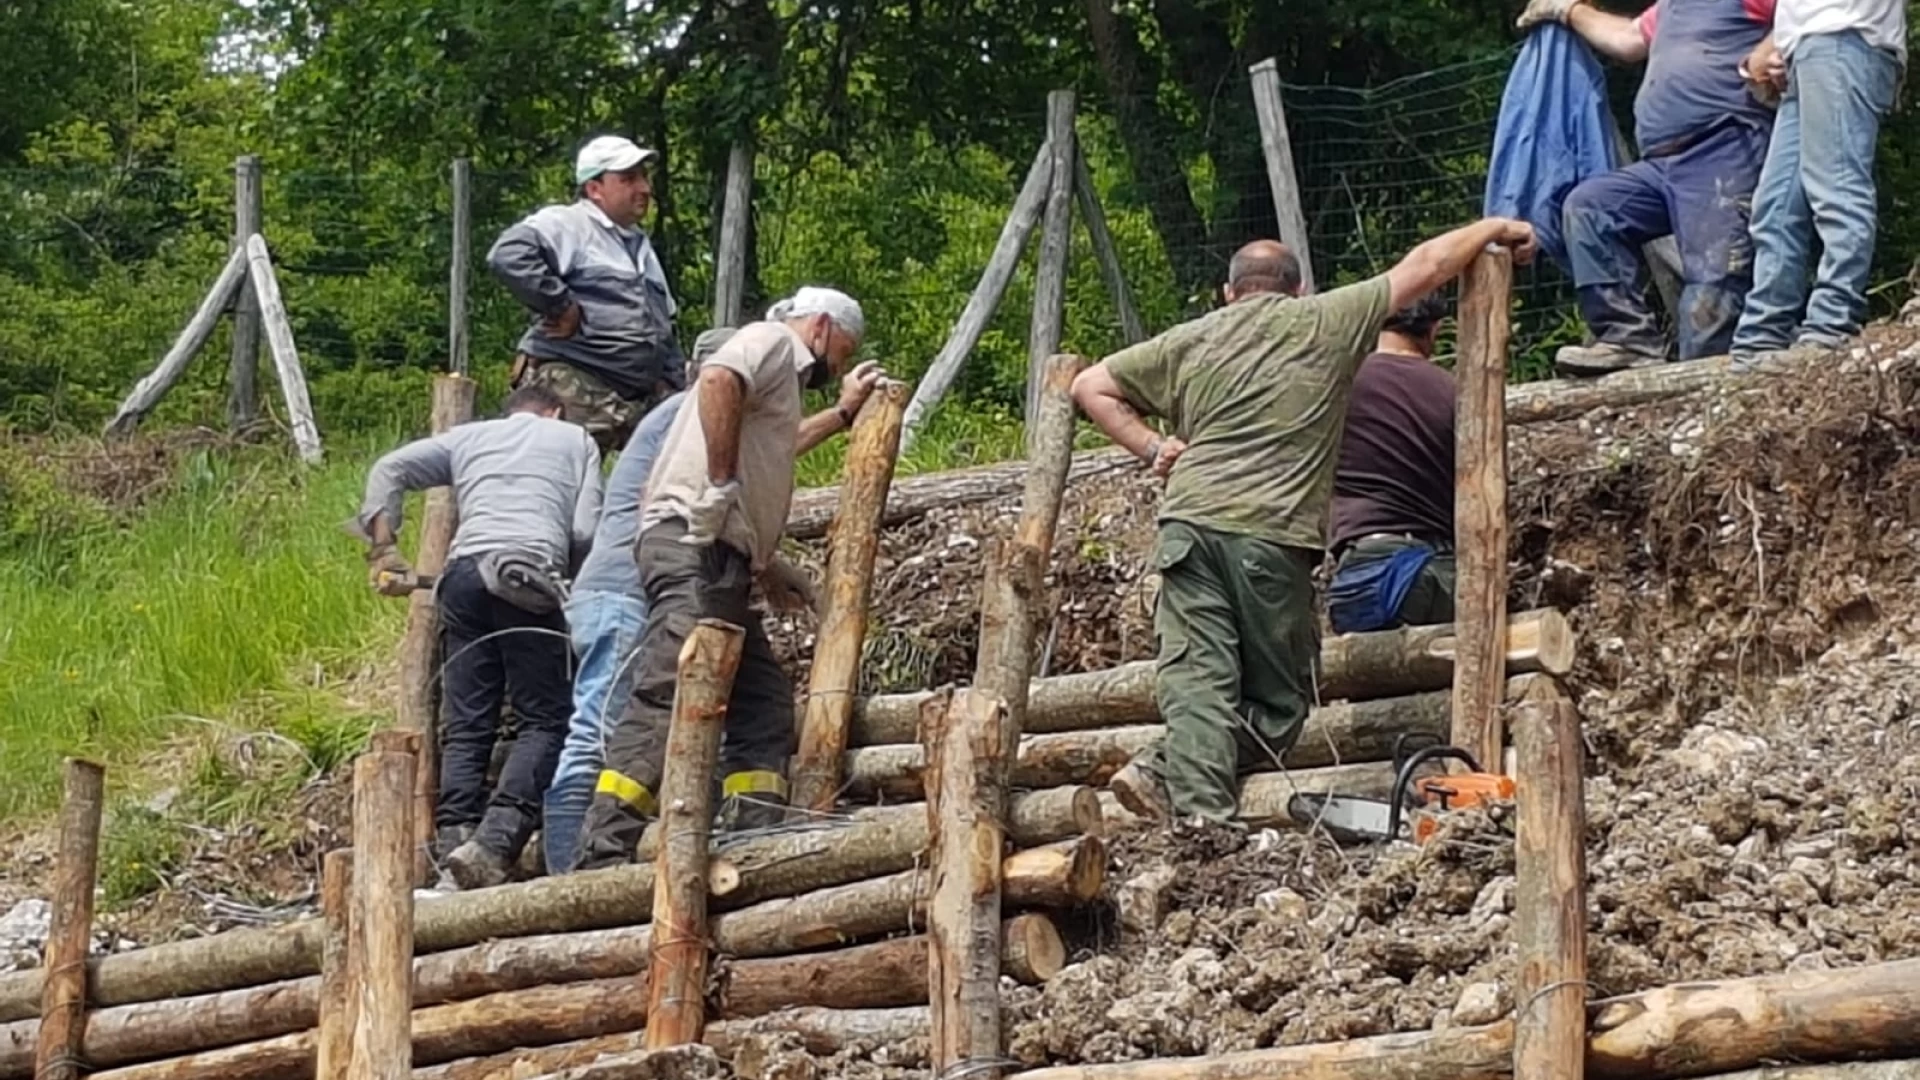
[1734,31,1901,354]
[1562,120,1768,360]
[542,589,649,874]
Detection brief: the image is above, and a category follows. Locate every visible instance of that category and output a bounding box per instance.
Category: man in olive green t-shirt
[1071,219,1537,825]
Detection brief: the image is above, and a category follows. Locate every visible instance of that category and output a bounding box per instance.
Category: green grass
[0,437,407,818]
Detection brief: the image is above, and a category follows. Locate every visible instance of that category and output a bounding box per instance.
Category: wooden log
[646,620,743,1048]
[1027,92,1076,430]
[848,784,1101,845]
[105,248,249,438]
[244,234,323,464]
[448,158,472,375]
[1503,354,1731,425]
[315,851,354,1080]
[348,743,415,1080]
[1513,700,1587,1080]
[852,610,1575,745]
[792,381,910,814]
[902,142,1052,448]
[1248,59,1316,292]
[227,154,264,430]
[1451,247,1513,771]
[1099,761,1398,832]
[1073,147,1145,345]
[400,373,476,881]
[923,690,1012,1075]
[33,759,104,1080]
[711,141,754,330]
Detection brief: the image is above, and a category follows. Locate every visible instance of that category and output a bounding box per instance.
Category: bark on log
[315,851,354,1080]
[646,620,741,1048]
[852,610,1574,745]
[1099,762,1400,832]
[923,691,1012,1074]
[792,382,909,814]
[847,785,1102,845]
[1503,355,1732,426]
[1512,700,1586,1080]
[34,759,105,1080]
[348,743,414,1080]
[1452,248,1513,772]
[849,676,1560,799]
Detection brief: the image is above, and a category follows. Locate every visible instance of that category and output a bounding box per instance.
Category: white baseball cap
[766,286,865,343]
[575,136,656,184]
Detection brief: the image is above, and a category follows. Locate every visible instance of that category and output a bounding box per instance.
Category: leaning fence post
[1027,91,1076,440]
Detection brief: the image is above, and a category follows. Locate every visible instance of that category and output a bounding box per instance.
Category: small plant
[98,804,187,909]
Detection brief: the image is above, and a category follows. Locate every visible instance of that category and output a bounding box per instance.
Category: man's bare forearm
[698,367,746,484]
[1388,219,1524,310]
[1071,368,1162,463]
[795,408,848,456]
[1569,3,1650,63]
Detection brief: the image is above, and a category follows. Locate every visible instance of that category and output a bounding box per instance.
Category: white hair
[766,286,865,343]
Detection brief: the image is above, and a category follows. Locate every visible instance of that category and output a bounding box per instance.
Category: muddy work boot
[446,806,534,890]
[717,792,791,835]
[1553,342,1665,378]
[1108,760,1173,824]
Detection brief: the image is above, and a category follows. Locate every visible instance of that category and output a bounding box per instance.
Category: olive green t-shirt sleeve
[1311,274,1394,374]
[1102,333,1179,421]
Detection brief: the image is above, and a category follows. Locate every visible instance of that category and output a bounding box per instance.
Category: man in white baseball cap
[486,134,684,452]
[576,287,885,865]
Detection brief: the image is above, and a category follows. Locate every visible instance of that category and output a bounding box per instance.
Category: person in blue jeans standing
[1731,1,1906,369]
[542,329,729,874]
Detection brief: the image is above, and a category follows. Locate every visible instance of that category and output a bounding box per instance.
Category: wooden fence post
[924,689,1013,1078]
[901,143,1052,449]
[713,141,755,330]
[229,154,263,430]
[349,735,417,1080]
[1027,91,1076,440]
[398,373,478,882]
[1073,149,1145,346]
[1450,248,1513,771]
[448,159,472,377]
[315,850,357,1080]
[104,251,249,439]
[1248,60,1316,293]
[1514,699,1588,1080]
[645,620,746,1048]
[33,759,105,1080]
[791,381,911,815]
[242,235,323,464]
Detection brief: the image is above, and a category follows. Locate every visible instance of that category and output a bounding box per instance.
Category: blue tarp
[1483,24,1622,273]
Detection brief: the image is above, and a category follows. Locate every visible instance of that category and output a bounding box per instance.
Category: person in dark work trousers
[575,288,881,867]
[355,383,603,889]
[1326,292,1458,635]
[1518,0,1777,375]
[1073,219,1538,828]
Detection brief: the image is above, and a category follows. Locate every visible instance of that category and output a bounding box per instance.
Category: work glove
[367,544,415,597]
[760,556,819,615]
[1515,0,1579,31]
[679,479,742,547]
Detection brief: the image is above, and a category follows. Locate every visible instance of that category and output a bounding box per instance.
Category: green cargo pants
[1133,520,1320,822]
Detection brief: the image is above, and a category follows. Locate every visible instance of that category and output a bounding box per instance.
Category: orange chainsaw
[1288,734,1514,845]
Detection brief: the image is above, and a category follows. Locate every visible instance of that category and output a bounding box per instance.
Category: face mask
[803,321,834,390]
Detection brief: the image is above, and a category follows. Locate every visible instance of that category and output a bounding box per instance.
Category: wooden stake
[398,372,478,882]
[348,742,416,1080]
[242,234,323,464]
[448,159,472,376]
[923,689,1012,1077]
[33,759,104,1080]
[791,381,911,815]
[712,141,754,330]
[1073,148,1145,345]
[1247,60,1316,293]
[902,143,1051,448]
[645,620,746,1049]
[105,249,249,439]
[1027,91,1076,434]
[1450,246,1513,771]
[228,154,263,430]
[1513,700,1587,1080]
[315,851,356,1080]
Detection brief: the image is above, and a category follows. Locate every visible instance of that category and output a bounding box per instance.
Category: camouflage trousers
[511,356,668,453]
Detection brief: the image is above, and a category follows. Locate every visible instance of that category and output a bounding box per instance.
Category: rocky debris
[0,899,50,972]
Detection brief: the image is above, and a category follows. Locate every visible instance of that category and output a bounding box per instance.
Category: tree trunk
[1513,700,1586,1080]
[851,610,1574,745]
[791,382,909,814]
[846,785,1102,845]
[646,621,742,1049]
[34,759,105,1080]
[1452,249,1514,773]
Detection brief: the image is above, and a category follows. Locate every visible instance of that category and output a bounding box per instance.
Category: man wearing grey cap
[577,288,880,866]
[487,134,684,452]
[541,323,883,876]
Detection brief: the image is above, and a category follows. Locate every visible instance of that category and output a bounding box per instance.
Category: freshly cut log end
[1005,836,1106,906]
[1003,913,1066,984]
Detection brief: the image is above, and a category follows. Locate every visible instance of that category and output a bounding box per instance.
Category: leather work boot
[1108,761,1172,824]
[1553,342,1665,378]
[718,792,790,835]
[446,806,535,890]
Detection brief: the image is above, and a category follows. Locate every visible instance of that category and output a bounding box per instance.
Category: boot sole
[1110,771,1171,823]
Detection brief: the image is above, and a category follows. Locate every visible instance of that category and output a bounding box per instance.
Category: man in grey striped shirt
[355,382,603,888]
